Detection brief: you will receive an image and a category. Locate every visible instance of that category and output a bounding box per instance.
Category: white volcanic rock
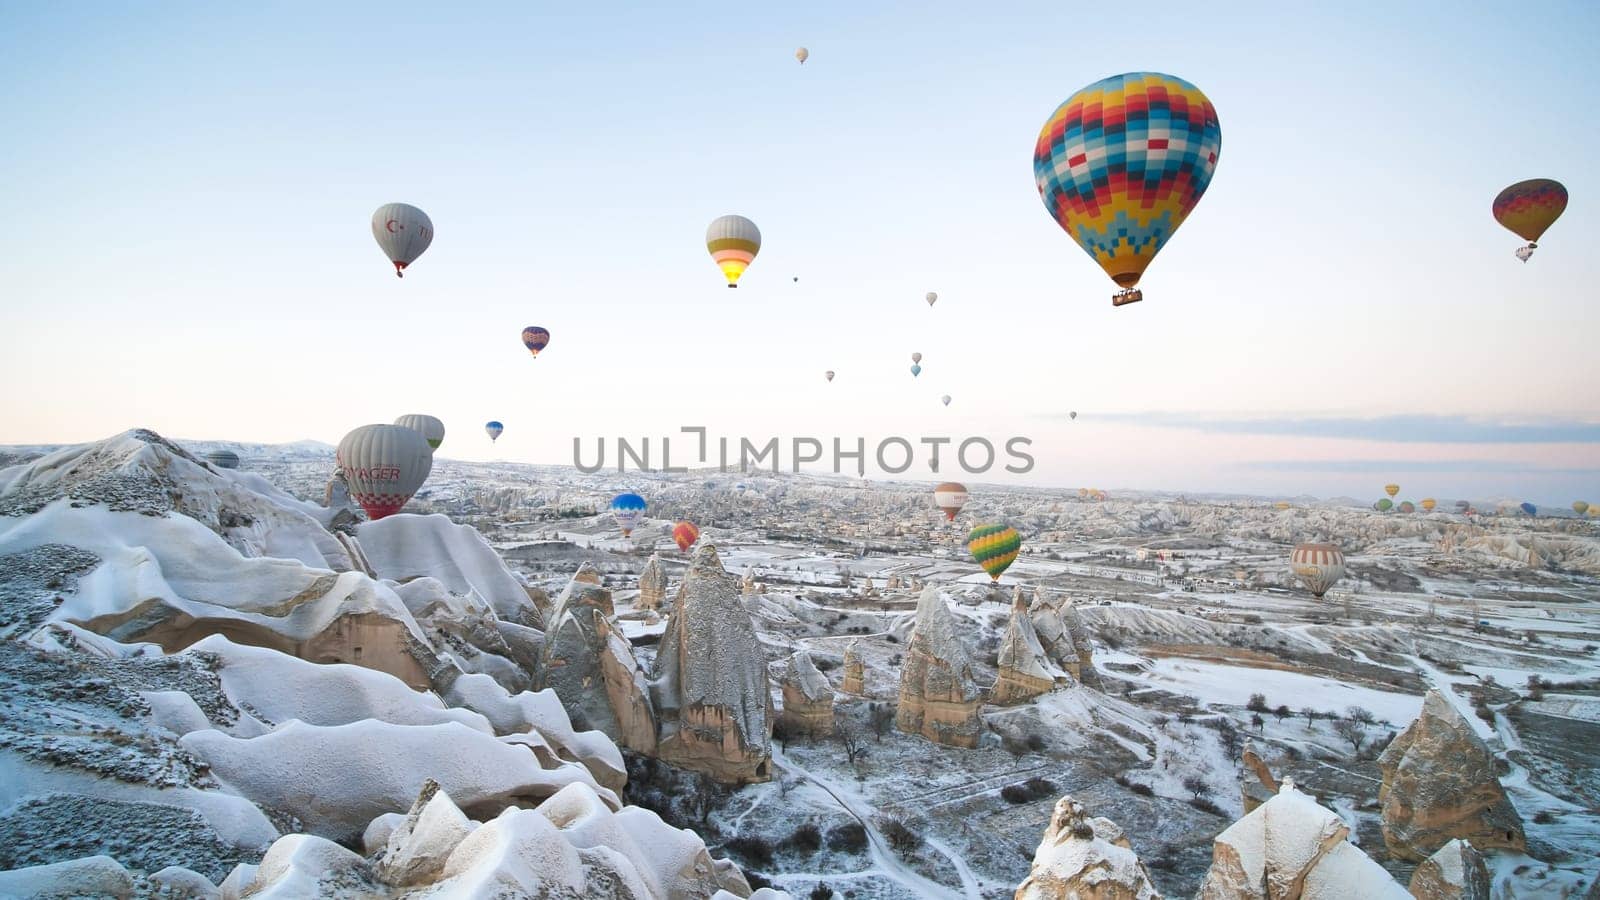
[1408,838,1491,900]
[638,552,668,610]
[376,779,475,886]
[651,544,772,783]
[1196,780,1409,899]
[994,590,1067,704]
[896,586,984,748]
[148,864,221,898]
[537,567,656,756]
[1377,691,1525,860]
[0,854,136,899]
[235,833,371,898]
[358,512,539,623]
[1015,795,1161,899]
[841,640,865,694]
[445,671,628,792]
[778,649,835,735]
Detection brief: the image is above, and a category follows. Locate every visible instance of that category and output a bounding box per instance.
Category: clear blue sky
[3,2,1597,504]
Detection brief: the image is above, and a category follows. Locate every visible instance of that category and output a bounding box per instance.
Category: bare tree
[1182,775,1209,800]
[868,702,895,741]
[1345,706,1376,726]
[1333,719,1367,754]
[1300,706,1318,724]
[838,721,868,768]
[1273,704,1291,723]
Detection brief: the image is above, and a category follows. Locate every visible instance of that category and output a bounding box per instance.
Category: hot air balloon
[933,482,969,521]
[1574,501,1590,516]
[1455,500,1471,514]
[485,421,504,442]
[706,215,761,287]
[1493,179,1567,261]
[1421,498,1436,512]
[1399,501,1415,513]
[925,292,938,307]
[205,450,240,470]
[522,327,550,357]
[394,414,445,450]
[1290,543,1345,600]
[336,424,433,520]
[1521,502,1537,517]
[1069,411,1077,420]
[611,493,647,537]
[1589,507,1599,519]
[1034,72,1221,307]
[967,524,1021,582]
[1376,498,1393,512]
[673,520,700,552]
[1078,488,1089,499]
[910,364,922,377]
[795,47,809,64]
[825,370,835,382]
[1384,484,1400,498]
[371,203,433,277]
[941,395,951,406]
[1274,501,1291,510]
[911,352,922,364]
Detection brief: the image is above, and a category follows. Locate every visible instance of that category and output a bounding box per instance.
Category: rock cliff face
[778,650,835,736]
[1015,795,1161,900]
[840,640,865,695]
[1377,690,1525,861]
[650,544,773,783]
[637,553,667,611]
[993,591,1066,705]
[896,586,984,748]
[1030,589,1094,685]
[536,565,656,754]
[1408,838,1491,900]
[1196,780,1409,900]
[1241,741,1279,815]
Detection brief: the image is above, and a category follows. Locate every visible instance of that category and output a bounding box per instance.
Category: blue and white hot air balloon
[485,421,504,442]
[611,492,647,537]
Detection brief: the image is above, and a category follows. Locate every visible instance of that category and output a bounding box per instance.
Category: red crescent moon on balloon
[385,219,400,233]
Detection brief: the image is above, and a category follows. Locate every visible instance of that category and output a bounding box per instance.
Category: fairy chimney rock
[637,554,667,611]
[841,640,865,695]
[778,650,835,736]
[993,590,1068,705]
[1015,795,1161,900]
[896,586,984,748]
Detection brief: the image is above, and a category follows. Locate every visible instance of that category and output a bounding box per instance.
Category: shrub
[1025,734,1047,752]
[1128,782,1154,797]
[878,817,923,853]
[1533,810,1555,824]
[725,836,774,866]
[1001,784,1032,804]
[810,884,834,900]
[814,658,838,672]
[826,823,868,853]
[1247,693,1269,712]
[1024,777,1057,798]
[788,823,822,853]
[746,871,773,889]
[885,634,899,644]
[1182,775,1209,800]
[1188,796,1226,816]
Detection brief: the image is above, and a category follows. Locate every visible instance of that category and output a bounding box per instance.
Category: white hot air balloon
[205,449,240,469]
[941,394,952,406]
[393,413,445,450]
[795,47,809,64]
[336,424,434,520]
[825,370,835,382]
[1290,543,1346,599]
[371,203,434,277]
[925,292,938,307]
[911,352,922,364]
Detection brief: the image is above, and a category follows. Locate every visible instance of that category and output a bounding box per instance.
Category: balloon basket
[1112,288,1143,307]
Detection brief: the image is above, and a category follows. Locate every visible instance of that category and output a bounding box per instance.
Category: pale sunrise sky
[2,2,1597,504]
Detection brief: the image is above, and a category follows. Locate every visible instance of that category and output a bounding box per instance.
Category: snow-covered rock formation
[1031,589,1094,684]
[537,564,657,753]
[896,586,984,748]
[1377,690,1525,860]
[638,552,668,610]
[777,649,835,736]
[651,544,773,783]
[840,640,865,695]
[1408,838,1491,900]
[1195,780,1409,899]
[1015,795,1161,899]
[993,589,1068,705]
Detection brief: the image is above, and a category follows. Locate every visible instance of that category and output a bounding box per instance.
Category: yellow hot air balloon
[1421,498,1436,512]
[706,215,761,287]
[1574,500,1590,516]
[1034,73,1221,306]
[1493,179,1567,261]
[795,47,809,65]
[1384,484,1400,498]
[1274,501,1291,510]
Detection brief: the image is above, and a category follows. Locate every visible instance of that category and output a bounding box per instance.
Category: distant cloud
[1237,459,1600,475]
[1081,413,1600,444]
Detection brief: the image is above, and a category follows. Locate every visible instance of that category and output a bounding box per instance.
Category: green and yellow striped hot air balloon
[967,523,1021,582]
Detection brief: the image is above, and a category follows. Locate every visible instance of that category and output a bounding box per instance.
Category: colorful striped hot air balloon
[484,421,503,442]
[1034,72,1221,307]
[706,215,761,287]
[1493,179,1567,261]
[371,203,433,277]
[205,450,240,469]
[611,493,647,537]
[336,424,433,520]
[1399,501,1416,513]
[1376,498,1393,512]
[933,482,969,521]
[394,414,445,450]
[1421,498,1436,512]
[967,524,1021,582]
[1384,484,1400,498]
[1291,543,1345,599]
[673,520,700,552]
[522,327,551,357]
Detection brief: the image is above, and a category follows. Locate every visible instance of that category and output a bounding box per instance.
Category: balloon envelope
[1420,498,1436,511]
[1455,500,1471,513]
[485,421,504,442]
[941,395,951,406]
[825,370,835,382]
[795,47,808,64]
[1575,501,1591,516]
[1376,498,1393,511]
[394,414,445,450]
[1291,543,1345,598]
[911,352,922,364]
[205,450,240,470]
[672,520,700,552]
[967,524,1021,582]
[1493,179,1567,243]
[1034,72,1221,294]
[1399,501,1415,513]
[925,292,938,306]
[706,215,761,287]
[371,203,433,277]
[1521,502,1537,516]
[337,424,433,520]
[933,481,969,521]
[910,364,922,377]
[522,327,551,357]
[1384,484,1400,498]
[611,492,647,536]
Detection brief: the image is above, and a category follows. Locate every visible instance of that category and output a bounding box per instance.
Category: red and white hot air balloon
[371,203,434,277]
[336,424,434,520]
[1290,542,1345,599]
[933,481,970,521]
